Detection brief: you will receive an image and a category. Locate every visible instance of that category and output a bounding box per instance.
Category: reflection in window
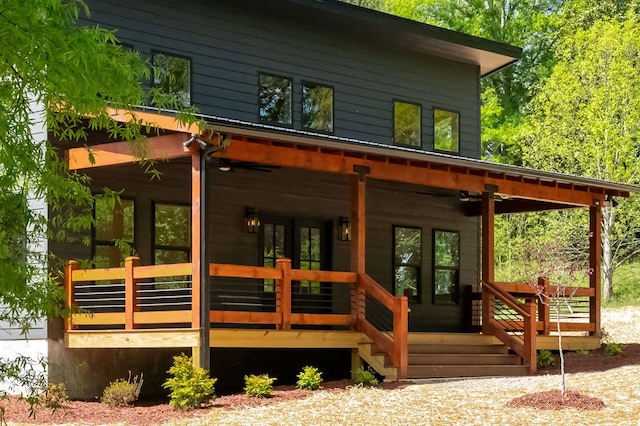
[259,74,292,126]
[299,226,321,294]
[263,223,286,292]
[393,226,421,299]
[93,197,134,268]
[153,52,191,106]
[433,230,460,304]
[434,109,459,152]
[302,83,333,133]
[394,101,421,147]
[154,203,190,265]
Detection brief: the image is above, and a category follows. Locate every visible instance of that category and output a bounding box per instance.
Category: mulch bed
[507,390,605,410]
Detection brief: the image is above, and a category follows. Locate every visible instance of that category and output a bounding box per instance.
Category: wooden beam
[105,107,202,134]
[350,174,366,273]
[590,206,602,336]
[481,190,495,335]
[65,329,200,348]
[209,329,369,348]
[463,199,575,216]
[191,150,202,329]
[67,133,190,170]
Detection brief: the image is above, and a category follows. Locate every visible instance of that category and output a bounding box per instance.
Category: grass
[606,261,640,308]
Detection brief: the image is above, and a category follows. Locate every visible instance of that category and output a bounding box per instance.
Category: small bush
[244,374,276,397]
[38,383,69,413]
[604,342,625,357]
[354,366,378,387]
[101,372,143,407]
[536,349,555,369]
[296,366,323,390]
[162,354,217,410]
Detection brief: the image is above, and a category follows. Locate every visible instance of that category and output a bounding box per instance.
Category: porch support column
[589,205,602,336]
[350,167,367,379]
[191,147,210,370]
[481,185,496,335]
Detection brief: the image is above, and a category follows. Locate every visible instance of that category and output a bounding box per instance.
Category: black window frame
[301,81,335,134]
[91,195,136,268]
[151,50,193,106]
[432,229,460,305]
[258,72,293,127]
[393,100,422,148]
[151,201,192,266]
[433,107,460,154]
[392,225,422,302]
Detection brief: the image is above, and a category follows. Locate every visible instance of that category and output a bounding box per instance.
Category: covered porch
[61,108,632,380]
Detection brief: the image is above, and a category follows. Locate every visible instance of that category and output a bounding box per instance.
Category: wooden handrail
[482,280,530,318]
[358,274,395,311]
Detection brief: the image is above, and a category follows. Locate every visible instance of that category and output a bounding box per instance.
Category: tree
[0,0,197,407]
[522,16,640,300]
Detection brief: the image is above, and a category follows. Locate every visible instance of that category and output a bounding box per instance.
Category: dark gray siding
[81,0,481,158]
[51,160,479,332]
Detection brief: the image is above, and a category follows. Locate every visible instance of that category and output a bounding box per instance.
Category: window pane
[434,109,459,152]
[394,227,421,266]
[259,74,292,125]
[155,204,190,247]
[394,101,421,146]
[434,231,460,268]
[275,224,285,258]
[434,269,456,303]
[302,83,333,132]
[395,266,418,297]
[155,249,189,265]
[95,198,134,242]
[153,53,191,105]
[95,245,122,269]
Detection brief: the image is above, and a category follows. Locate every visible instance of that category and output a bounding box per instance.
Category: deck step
[408,364,529,378]
[408,353,521,365]
[409,343,509,355]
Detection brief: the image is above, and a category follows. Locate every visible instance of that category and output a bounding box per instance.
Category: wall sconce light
[245,207,260,233]
[339,216,351,241]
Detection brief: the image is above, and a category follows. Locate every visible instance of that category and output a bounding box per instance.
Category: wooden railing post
[538,277,550,335]
[393,296,409,379]
[124,256,140,330]
[277,258,292,330]
[351,276,366,328]
[524,300,537,374]
[64,260,79,331]
[481,284,494,334]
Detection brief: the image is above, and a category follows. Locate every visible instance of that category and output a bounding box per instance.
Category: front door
[260,215,331,313]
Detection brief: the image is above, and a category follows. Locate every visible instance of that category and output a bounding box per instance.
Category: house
[15,0,635,397]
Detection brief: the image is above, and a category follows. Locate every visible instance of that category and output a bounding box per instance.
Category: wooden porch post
[64,260,79,331]
[590,205,602,336]
[276,258,292,330]
[350,168,367,379]
[481,187,496,335]
[190,148,210,370]
[124,256,140,330]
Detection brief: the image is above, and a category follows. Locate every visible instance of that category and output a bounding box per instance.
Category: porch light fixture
[245,207,260,233]
[339,216,351,241]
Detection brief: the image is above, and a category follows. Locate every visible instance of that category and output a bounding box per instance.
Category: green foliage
[537,350,555,369]
[604,342,625,357]
[101,372,144,407]
[354,366,378,387]
[244,374,277,398]
[37,383,69,413]
[296,366,323,390]
[163,354,217,410]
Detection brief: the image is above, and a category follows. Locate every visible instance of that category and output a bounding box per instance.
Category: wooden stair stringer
[357,342,398,381]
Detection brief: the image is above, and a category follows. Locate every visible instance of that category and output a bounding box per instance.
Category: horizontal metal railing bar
[76,297,124,303]
[75,284,124,290]
[137,302,192,307]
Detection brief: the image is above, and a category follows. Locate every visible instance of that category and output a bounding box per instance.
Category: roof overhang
[213,0,521,76]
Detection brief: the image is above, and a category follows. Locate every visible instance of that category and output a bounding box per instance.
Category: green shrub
[536,349,555,369]
[604,342,625,357]
[354,366,378,387]
[244,374,276,397]
[162,354,217,410]
[296,366,323,390]
[101,372,143,407]
[38,383,69,413]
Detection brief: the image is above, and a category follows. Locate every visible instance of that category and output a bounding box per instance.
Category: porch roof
[67,108,637,212]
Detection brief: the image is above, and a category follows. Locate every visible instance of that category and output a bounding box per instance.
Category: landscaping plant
[162,354,217,410]
[244,374,277,397]
[296,366,323,390]
[101,372,144,407]
[354,366,378,387]
[537,349,555,369]
[604,342,625,357]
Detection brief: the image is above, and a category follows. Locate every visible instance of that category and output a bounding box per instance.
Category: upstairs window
[259,73,292,126]
[93,196,135,268]
[393,226,421,299]
[433,230,460,304]
[394,101,421,147]
[153,202,191,265]
[302,82,334,133]
[434,109,459,153]
[153,52,191,106]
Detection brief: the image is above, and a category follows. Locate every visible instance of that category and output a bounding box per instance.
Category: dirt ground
[2,307,638,425]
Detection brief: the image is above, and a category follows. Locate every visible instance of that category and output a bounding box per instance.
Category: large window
[153,202,190,265]
[259,73,292,126]
[434,109,459,153]
[394,101,421,147]
[433,230,460,304]
[92,197,135,268]
[153,52,191,106]
[393,226,422,299]
[302,82,334,133]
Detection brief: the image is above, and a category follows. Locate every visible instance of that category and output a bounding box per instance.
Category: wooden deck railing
[64,258,409,378]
